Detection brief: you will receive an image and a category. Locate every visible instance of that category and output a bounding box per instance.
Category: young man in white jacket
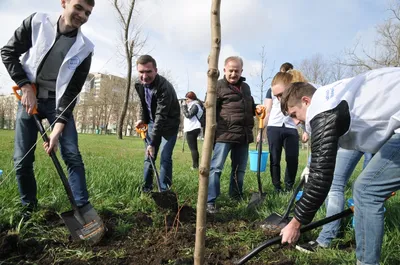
[1,0,95,219]
[278,67,400,265]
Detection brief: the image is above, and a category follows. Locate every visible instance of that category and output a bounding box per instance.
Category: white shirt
[306,67,400,153]
[266,88,296,128]
[183,101,203,132]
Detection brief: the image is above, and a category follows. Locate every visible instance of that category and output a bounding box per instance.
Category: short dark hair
[280,62,294,72]
[69,0,95,6]
[136,55,157,68]
[85,0,95,6]
[280,82,316,115]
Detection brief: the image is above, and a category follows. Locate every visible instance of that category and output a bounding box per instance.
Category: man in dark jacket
[279,68,400,265]
[135,55,180,192]
[206,56,263,214]
[1,0,95,219]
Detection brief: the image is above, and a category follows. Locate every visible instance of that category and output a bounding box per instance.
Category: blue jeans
[14,99,89,207]
[353,134,400,265]
[143,122,177,191]
[316,148,372,247]
[207,142,249,204]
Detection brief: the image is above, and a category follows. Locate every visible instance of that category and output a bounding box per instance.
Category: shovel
[260,176,305,230]
[12,85,105,244]
[136,125,179,212]
[236,192,396,264]
[247,107,267,209]
[235,207,354,264]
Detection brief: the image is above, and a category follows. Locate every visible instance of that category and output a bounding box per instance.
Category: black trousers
[266,125,299,190]
[186,128,201,168]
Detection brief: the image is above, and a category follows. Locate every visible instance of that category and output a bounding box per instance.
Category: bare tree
[113,0,145,139]
[0,95,17,129]
[254,46,273,104]
[342,1,400,71]
[298,53,331,86]
[194,1,221,264]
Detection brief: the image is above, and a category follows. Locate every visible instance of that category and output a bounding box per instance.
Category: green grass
[0,129,399,265]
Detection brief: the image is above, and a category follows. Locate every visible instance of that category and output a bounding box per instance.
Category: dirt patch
[0,233,44,263]
[0,205,296,265]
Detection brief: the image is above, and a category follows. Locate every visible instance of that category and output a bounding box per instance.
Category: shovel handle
[12,85,39,115]
[135,124,163,192]
[235,208,354,265]
[237,192,396,264]
[135,124,148,139]
[12,85,80,213]
[255,106,266,129]
[280,176,306,220]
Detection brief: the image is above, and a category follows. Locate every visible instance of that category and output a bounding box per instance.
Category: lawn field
[0,129,399,265]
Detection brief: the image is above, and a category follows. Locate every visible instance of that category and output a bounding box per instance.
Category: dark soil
[0,206,295,265]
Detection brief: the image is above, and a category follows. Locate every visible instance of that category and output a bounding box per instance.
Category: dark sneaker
[21,203,37,221]
[296,241,322,254]
[206,203,218,214]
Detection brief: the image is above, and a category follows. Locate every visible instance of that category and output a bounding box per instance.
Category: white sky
[0,0,390,102]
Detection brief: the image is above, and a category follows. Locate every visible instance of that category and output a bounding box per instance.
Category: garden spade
[235,207,355,264]
[260,176,305,230]
[136,125,178,212]
[236,192,396,264]
[12,86,105,245]
[247,107,267,209]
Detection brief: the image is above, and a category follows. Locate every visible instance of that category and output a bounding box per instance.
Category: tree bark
[194,1,221,264]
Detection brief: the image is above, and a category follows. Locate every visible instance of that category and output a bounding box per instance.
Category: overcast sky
[0,0,390,101]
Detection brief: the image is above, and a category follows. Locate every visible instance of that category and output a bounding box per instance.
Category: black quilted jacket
[294,100,351,225]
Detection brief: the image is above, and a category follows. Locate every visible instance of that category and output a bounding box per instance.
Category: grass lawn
[0,129,399,265]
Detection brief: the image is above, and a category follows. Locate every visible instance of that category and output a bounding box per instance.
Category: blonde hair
[271,69,307,87]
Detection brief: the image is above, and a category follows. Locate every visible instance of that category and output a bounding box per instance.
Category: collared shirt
[144,84,153,121]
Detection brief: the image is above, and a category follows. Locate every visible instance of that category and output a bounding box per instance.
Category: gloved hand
[301,166,310,183]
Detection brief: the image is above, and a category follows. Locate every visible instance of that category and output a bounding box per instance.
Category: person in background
[181,91,204,170]
[206,56,264,214]
[135,55,180,192]
[1,0,96,219]
[279,68,400,265]
[259,66,309,193]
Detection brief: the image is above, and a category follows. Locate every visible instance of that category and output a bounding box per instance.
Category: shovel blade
[60,202,106,245]
[247,192,266,209]
[150,190,178,212]
[260,212,291,230]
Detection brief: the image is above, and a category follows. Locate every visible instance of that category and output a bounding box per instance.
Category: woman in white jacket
[181,91,204,169]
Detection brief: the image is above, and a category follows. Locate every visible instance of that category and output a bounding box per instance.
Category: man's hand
[255,105,265,115]
[43,123,65,155]
[146,145,155,158]
[135,120,144,128]
[21,84,37,115]
[302,132,309,143]
[280,218,302,244]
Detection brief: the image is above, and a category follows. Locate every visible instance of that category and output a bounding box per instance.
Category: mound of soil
[0,205,296,265]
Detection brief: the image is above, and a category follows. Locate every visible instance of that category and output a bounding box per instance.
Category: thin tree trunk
[194,1,221,264]
[115,0,136,139]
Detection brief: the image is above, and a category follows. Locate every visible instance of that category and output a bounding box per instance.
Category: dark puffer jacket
[214,77,256,144]
[294,100,350,224]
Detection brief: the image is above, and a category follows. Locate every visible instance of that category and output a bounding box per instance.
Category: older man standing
[206,56,263,214]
